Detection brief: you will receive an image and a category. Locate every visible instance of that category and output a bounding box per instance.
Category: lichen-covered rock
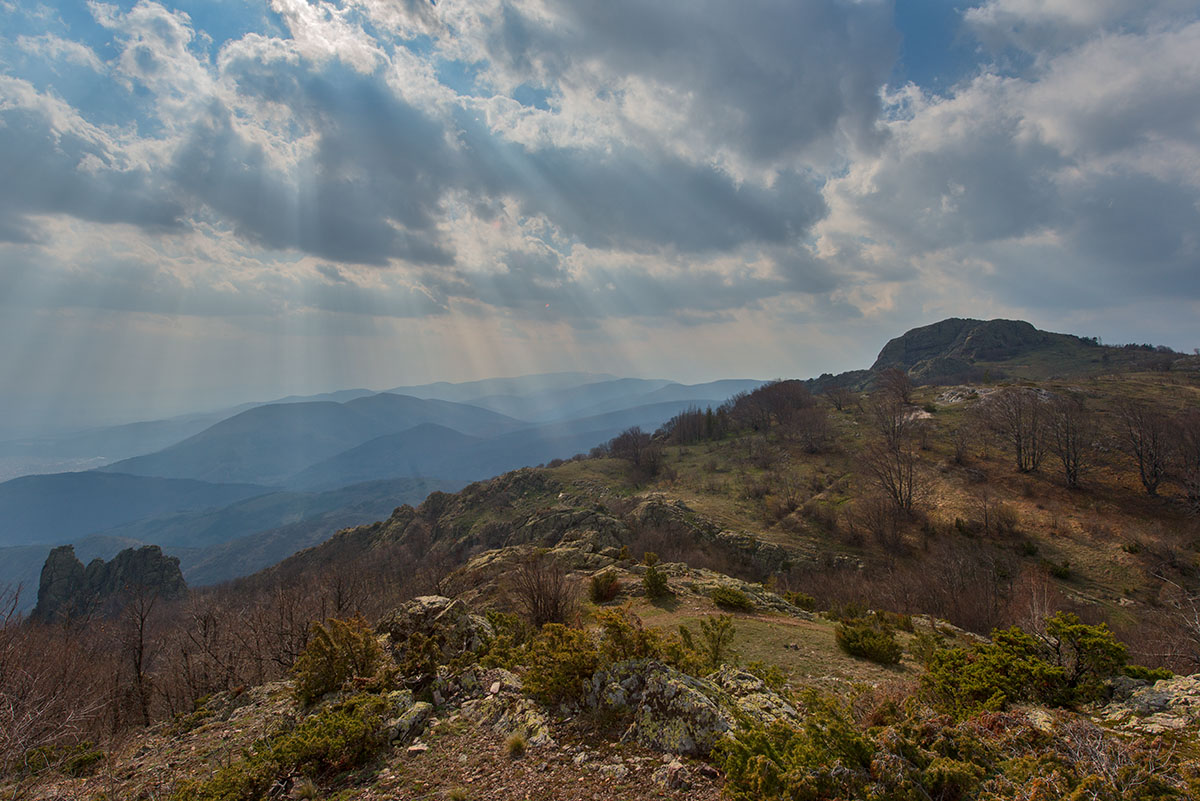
[652,759,692,791]
[590,659,799,756]
[708,666,797,723]
[387,700,433,744]
[625,666,736,755]
[376,595,493,663]
[461,693,555,747]
[1100,674,1200,734]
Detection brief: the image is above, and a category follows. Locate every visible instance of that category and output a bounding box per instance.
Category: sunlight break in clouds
[0,0,1198,431]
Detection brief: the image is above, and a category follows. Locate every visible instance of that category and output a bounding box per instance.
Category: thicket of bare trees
[1177,410,1200,513]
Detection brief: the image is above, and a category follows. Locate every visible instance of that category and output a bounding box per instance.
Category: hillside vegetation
[4,319,1200,800]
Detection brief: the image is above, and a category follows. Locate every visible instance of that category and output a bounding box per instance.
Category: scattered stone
[652,759,691,791]
[406,742,429,755]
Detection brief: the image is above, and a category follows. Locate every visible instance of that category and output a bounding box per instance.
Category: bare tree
[608,426,663,480]
[860,439,924,514]
[987,387,1047,473]
[877,367,913,404]
[1047,393,1096,489]
[868,392,909,450]
[510,551,579,627]
[950,419,973,465]
[1,590,108,779]
[1117,399,1171,496]
[790,405,831,453]
[824,384,855,412]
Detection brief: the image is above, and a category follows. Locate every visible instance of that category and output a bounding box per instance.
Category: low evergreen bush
[835,617,902,665]
[589,570,622,604]
[711,585,755,611]
[292,616,383,706]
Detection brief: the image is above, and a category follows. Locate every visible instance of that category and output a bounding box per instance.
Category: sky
[1,0,1199,432]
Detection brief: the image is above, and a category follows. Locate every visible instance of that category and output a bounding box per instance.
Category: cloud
[0,77,184,243]
[2,0,1200,407]
[819,14,1200,315]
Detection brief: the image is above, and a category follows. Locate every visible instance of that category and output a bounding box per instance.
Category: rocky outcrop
[376,595,494,665]
[1101,674,1200,734]
[32,544,186,622]
[589,659,798,756]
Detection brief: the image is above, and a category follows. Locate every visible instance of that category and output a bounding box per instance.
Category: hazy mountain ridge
[0,472,269,548]
[102,394,523,485]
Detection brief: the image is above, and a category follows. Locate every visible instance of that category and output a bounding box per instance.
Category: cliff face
[32,544,187,622]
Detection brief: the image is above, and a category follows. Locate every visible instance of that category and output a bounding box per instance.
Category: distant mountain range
[0,372,765,607]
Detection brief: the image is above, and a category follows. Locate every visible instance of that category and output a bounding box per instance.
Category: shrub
[589,570,621,604]
[479,610,529,669]
[522,624,599,705]
[643,565,671,600]
[718,691,1193,801]
[1124,664,1173,682]
[716,694,875,801]
[835,618,902,665]
[18,742,105,777]
[711,586,755,611]
[922,627,1064,719]
[173,695,388,801]
[782,590,817,611]
[292,616,383,706]
[698,614,738,670]
[596,606,662,663]
[744,660,788,692]
[1042,611,1127,703]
